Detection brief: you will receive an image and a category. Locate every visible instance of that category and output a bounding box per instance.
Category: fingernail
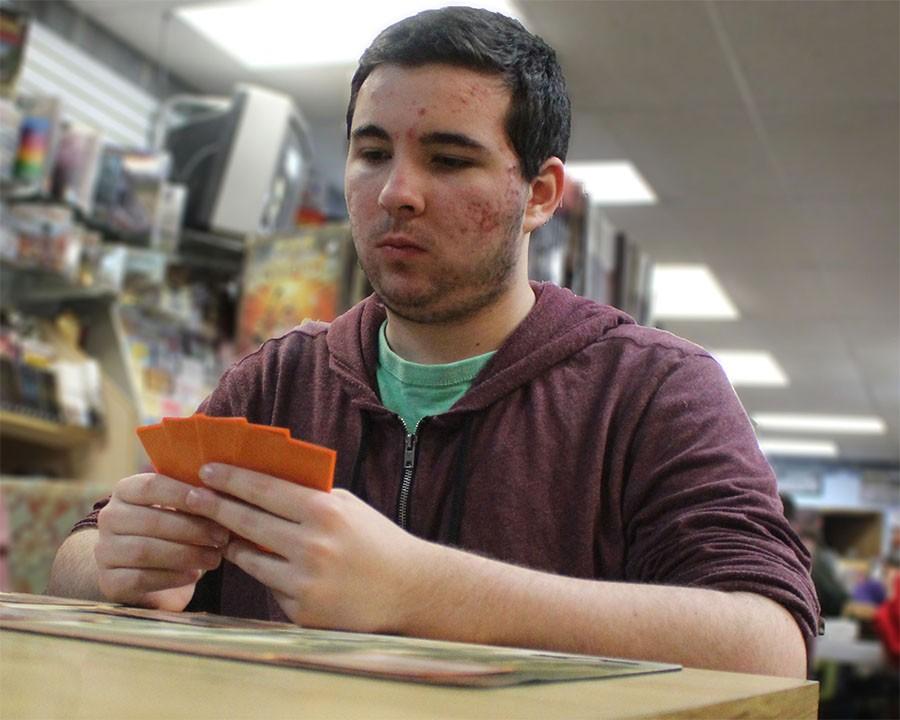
[199,464,217,483]
[186,487,213,508]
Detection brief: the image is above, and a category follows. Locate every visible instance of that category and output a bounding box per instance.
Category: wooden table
[1,627,817,720]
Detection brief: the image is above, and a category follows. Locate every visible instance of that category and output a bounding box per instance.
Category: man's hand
[94,473,229,610]
[184,463,423,632]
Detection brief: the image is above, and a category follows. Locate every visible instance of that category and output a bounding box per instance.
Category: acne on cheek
[459,174,528,235]
[466,199,504,234]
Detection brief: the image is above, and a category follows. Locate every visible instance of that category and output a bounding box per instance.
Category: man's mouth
[376,234,427,253]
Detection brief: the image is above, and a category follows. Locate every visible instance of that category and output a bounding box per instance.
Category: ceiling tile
[717,0,899,106]
[795,201,900,271]
[762,106,899,201]
[596,108,782,201]
[520,0,744,111]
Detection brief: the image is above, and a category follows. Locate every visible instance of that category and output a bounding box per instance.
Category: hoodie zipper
[397,431,418,530]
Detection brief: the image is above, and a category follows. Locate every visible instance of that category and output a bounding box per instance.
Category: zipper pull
[404,433,417,468]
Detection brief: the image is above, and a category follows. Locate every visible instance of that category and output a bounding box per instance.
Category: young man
[49,7,818,677]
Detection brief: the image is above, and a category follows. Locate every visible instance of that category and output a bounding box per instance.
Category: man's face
[345,63,531,324]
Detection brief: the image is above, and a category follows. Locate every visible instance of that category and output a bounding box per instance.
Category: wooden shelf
[0,410,101,449]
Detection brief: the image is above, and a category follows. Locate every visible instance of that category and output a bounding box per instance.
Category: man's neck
[384,281,536,364]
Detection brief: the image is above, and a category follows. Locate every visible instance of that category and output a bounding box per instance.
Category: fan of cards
[136,414,336,492]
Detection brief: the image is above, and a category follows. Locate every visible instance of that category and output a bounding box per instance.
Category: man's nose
[378,162,425,217]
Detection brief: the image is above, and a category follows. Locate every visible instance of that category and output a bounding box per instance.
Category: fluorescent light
[758,438,839,458]
[565,162,657,205]
[177,1,524,69]
[710,351,789,387]
[650,264,739,320]
[752,413,887,435]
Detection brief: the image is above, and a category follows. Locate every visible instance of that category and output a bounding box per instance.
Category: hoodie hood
[326,282,634,414]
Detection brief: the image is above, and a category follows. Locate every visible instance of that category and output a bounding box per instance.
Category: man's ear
[522,157,566,234]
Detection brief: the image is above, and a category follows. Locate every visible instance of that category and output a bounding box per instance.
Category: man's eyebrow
[420,131,487,151]
[350,124,390,142]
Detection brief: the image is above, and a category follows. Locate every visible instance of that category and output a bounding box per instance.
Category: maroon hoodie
[77,282,820,650]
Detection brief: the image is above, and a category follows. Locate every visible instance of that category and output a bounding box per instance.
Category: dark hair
[346,6,571,181]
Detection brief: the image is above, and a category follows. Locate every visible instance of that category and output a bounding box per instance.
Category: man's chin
[367,267,512,324]
[377,291,444,324]
[378,288,505,326]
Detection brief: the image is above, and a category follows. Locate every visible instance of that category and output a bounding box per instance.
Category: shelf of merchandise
[0,409,101,449]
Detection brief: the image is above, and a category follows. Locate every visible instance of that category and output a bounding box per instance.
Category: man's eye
[359,148,390,163]
[433,155,473,169]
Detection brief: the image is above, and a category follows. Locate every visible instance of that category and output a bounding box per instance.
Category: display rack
[0,409,100,448]
[0,230,237,482]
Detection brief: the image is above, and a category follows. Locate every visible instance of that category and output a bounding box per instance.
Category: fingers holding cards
[127,413,339,606]
[95,471,228,610]
[98,496,228,548]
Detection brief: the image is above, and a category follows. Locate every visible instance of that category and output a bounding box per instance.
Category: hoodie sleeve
[620,352,821,652]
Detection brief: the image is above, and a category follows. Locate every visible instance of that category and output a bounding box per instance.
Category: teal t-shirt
[376,322,494,433]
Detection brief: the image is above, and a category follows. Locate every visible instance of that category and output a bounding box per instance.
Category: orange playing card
[238,428,335,492]
[283,437,337,492]
[136,416,336,493]
[161,416,204,486]
[195,414,249,466]
[136,423,175,476]
[254,425,290,439]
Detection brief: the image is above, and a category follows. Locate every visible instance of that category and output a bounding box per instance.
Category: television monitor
[164,84,311,237]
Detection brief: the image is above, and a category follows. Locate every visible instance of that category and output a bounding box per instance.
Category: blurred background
[0,1,897,716]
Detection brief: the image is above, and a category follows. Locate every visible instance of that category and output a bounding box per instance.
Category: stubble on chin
[365,225,524,325]
[379,272,512,325]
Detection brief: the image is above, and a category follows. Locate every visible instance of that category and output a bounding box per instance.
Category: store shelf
[119,302,218,341]
[0,260,116,308]
[0,409,101,449]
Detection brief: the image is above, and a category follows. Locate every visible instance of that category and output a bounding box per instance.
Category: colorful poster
[238,224,355,354]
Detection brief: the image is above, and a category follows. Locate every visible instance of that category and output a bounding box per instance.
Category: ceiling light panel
[177,0,523,68]
[710,350,789,387]
[752,413,887,435]
[565,162,657,205]
[650,264,740,321]
[757,438,839,458]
